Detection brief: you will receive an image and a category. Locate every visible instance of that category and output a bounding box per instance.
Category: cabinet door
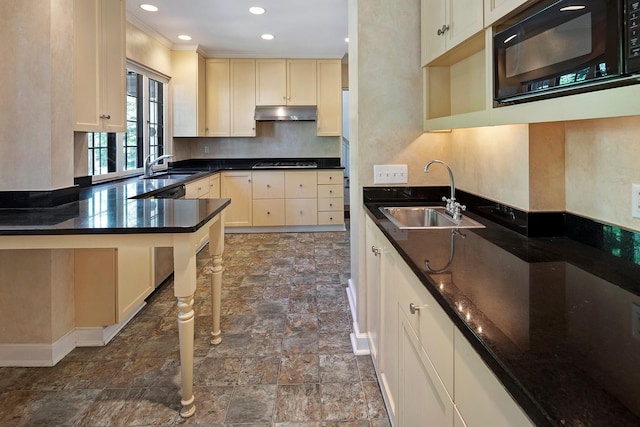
[172,50,206,137]
[285,199,318,225]
[318,197,343,212]
[317,170,343,185]
[252,171,285,199]
[448,0,484,50]
[454,330,535,427]
[399,310,454,427]
[221,171,253,226]
[485,0,531,26]
[209,174,221,199]
[365,218,383,364]
[287,59,317,105]
[205,59,230,136]
[253,199,285,226]
[116,247,153,322]
[318,184,343,199]
[230,59,256,136]
[73,0,125,132]
[421,0,447,65]
[285,171,317,198]
[101,0,126,132]
[316,60,342,136]
[256,59,286,106]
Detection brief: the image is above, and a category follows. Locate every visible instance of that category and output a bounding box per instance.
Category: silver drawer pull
[371,246,381,256]
[409,303,424,314]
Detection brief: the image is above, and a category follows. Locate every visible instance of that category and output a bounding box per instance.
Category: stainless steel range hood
[254,105,317,121]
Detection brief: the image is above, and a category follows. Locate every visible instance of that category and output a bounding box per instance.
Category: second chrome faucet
[424,160,466,221]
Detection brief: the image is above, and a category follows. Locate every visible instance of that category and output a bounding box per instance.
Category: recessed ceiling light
[178,34,192,41]
[249,6,266,15]
[140,4,158,12]
[261,34,275,40]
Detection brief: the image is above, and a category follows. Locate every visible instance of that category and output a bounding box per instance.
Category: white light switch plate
[632,184,640,219]
[374,164,408,184]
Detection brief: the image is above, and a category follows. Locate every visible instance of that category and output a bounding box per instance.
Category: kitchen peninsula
[0,175,230,418]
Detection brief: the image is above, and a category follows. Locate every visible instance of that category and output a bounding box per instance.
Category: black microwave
[494,0,640,104]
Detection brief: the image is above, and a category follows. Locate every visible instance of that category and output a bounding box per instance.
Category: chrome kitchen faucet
[424,160,466,221]
[144,154,174,177]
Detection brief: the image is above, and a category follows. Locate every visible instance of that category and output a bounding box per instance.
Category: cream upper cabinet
[485,0,532,26]
[256,59,317,106]
[230,59,256,137]
[316,60,342,137]
[172,51,206,137]
[205,58,256,137]
[421,0,484,65]
[73,0,126,132]
[205,59,230,136]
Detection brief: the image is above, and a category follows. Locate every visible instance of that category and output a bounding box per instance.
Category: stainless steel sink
[379,206,485,229]
[143,172,196,180]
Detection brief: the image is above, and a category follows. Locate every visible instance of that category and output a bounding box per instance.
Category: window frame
[89,62,170,183]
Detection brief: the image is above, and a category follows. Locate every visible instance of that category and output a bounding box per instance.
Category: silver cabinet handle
[100,114,111,119]
[437,24,449,35]
[371,246,381,256]
[409,303,420,314]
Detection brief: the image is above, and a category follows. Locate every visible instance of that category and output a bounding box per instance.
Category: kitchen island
[363,187,640,426]
[0,176,230,418]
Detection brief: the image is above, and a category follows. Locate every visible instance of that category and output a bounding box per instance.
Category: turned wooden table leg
[173,233,199,418]
[177,294,196,418]
[209,213,224,345]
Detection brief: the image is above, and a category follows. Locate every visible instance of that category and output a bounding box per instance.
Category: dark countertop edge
[363,204,556,427]
[0,199,231,237]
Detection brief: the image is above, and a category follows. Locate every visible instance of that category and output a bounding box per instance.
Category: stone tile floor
[0,229,390,426]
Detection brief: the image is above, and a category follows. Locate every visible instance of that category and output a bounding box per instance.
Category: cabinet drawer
[318,211,344,225]
[253,199,285,226]
[318,170,343,185]
[318,197,344,212]
[285,199,318,225]
[397,259,454,396]
[185,177,210,198]
[285,171,317,198]
[318,184,343,198]
[252,171,285,199]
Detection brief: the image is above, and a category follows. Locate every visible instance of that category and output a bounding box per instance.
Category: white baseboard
[346,279,370,355]
[0,301,145,367]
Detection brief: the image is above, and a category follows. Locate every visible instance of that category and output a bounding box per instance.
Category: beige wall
[0,0,74,191]
[0,249,74,344]
[566,116,640,231]
[449,122,565,212]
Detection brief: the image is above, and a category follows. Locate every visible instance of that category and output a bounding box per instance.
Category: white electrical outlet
[204,145,210,154]
[632,184,640,219]
[373,164,408,184]
[632,302,640,341]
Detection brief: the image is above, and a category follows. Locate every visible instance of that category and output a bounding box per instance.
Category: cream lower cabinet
[252,171,285,226]
[317,170,344,225]
[365,215,534,427]
[285,171,318,226]
[221,171,252,227]
[399,309,454,426]
[185,176,210,199]
[209,173,221,198]
[74,247,153,326]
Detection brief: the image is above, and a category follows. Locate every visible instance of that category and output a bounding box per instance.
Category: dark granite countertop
[364,192,640,426]
[0,173,229,236]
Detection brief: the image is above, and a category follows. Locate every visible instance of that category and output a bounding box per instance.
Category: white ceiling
[126,0,349,59]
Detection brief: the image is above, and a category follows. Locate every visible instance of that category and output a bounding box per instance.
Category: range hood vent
[254,105,317,121]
